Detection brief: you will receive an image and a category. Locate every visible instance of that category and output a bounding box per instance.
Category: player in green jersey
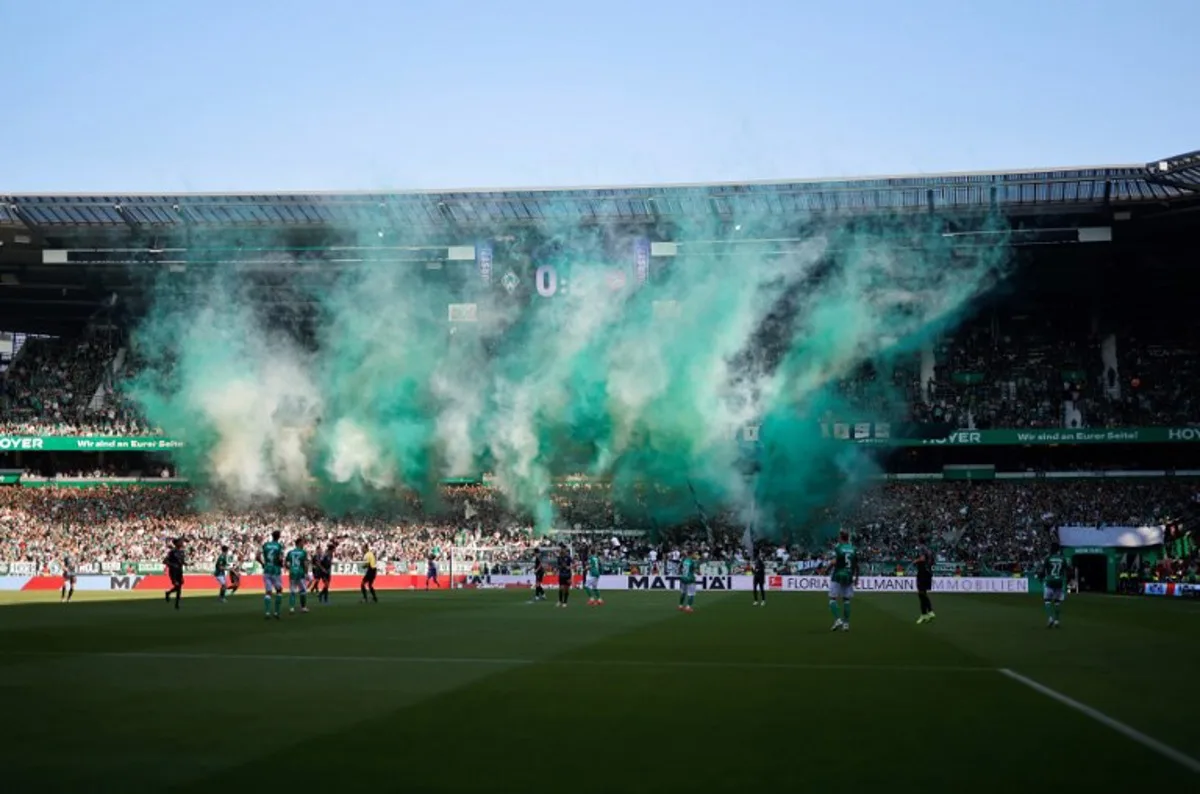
[214,545,231,603]
[828,530,858,632]
[257,530,285,620]
[585,549,605,606]
[285,538,310,615]
[677,553,699,612]
[1041,542,1070,628]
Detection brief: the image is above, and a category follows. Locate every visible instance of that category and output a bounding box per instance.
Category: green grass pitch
[1,589,1197,791]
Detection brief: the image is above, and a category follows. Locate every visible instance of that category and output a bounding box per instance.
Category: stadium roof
[3,151,1199,233]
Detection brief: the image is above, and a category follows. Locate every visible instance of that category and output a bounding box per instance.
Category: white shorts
[263,573,283,593]
[682,582,697,597]
[214,574,227,587]
[829,581,854,600]
[289,576,306,594]
[1044,585,1065,603]
[585,575,599,590]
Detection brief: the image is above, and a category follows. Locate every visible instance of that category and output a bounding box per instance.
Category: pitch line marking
[3,650,988,674]
[998,668,1200,775]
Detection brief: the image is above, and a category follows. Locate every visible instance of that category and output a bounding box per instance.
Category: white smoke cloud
[131,220,1000,528]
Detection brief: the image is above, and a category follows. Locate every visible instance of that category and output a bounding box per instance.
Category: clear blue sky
[3,0,1198,193]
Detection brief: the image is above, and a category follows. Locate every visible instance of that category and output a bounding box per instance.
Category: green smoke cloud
[126,209,1007,537]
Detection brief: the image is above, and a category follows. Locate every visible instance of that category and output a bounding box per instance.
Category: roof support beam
[8,204,39,232]
[113,204,140,231]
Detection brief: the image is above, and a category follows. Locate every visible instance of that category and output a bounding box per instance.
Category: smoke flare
[127,213,1007,536]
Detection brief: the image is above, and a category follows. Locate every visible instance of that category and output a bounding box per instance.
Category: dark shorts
[363,568,377,584]
[63,573,76,584]
[917,574,933,592]
[558,573,572,586]
[535,572,545,583]
[168,570,184,586]
[753,574,765,584]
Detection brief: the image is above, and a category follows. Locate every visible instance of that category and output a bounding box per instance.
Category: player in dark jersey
[308,543,325,594]
[164,538,186,610]
[425,554,439,590]
[227,562,241,596]
[752,555,767,606]
[531,555,546,602]
[60,553,77,603]
[555,545,572,608]
[914,537,936,624]
[313,542,334,604]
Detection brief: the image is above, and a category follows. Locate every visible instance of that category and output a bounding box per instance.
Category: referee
[752,555,767,606]
[360,547,378,604]
[915,536,936,624]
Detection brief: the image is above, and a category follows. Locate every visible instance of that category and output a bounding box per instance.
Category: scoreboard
[467,238,656,300]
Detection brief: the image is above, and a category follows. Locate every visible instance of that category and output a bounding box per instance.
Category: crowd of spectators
[0,483,540,572]
[2,318,1199,437]
[0,332,124,435]
[836,480,1198,567]
[1,479,1194,574]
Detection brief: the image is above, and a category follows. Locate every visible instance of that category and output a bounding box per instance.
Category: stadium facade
[1,152,1199,593]
[1,148,1198,336]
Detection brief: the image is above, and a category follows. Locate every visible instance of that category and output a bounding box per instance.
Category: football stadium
[2,151,1200,790]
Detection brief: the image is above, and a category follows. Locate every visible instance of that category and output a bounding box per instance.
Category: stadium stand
[0,480,1196,582]
[1,317,1196,436]
[0,330,120,433]
[2,152,1199,591]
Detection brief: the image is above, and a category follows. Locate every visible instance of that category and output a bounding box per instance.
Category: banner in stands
[488,574,1028,593]
[624,574,735,590]
[1,574,471,592]
[0,574,1030,593]
[767,575,1029,593]
[0,436,184,452]
[0,560,495,577]
[1142,582,1200,597]
[834,426,1200,446]
[2,427,1199,455]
